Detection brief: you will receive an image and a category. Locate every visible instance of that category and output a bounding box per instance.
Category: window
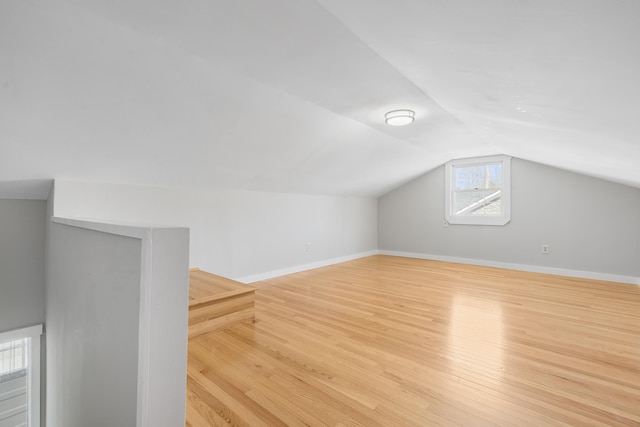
[444,155,511,225]
[0,325,42,427]
[0,339,28,377]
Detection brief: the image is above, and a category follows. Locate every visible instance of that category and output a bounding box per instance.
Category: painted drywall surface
[45,211,190,427]
[46,222,141,427]
[52,181,378,279]
[0,199,46,332]
[140,227,190,427]
[378,158,640,278]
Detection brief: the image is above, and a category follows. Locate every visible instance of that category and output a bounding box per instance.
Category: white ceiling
[2,0,639,198]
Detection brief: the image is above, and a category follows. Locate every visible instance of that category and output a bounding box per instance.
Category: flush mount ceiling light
[384,109,415,126]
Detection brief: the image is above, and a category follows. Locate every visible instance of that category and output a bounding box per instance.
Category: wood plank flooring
[186,255,640,426]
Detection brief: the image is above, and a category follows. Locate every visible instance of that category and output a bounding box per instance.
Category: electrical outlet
[541,244,550,254]
[306,241,312,252]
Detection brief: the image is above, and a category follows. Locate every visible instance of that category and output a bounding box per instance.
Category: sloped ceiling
[1,0,639,198]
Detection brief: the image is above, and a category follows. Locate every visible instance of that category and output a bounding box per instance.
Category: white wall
[46,221,142,427]
[46,203,190,426]
[52,181,378,281]
[0,199,46,332]
[378,158,640,282]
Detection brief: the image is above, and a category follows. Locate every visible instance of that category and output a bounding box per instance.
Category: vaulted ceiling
[2,0,639,199]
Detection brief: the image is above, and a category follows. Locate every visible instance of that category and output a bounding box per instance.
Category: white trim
[234,249,640,286]
[0,325,42,342]
[52,216,176,238]
[234,250,379,284]
[379,250,640,286]
[136,233,153,427]
[0,324,43,427]
[444,155,511,226]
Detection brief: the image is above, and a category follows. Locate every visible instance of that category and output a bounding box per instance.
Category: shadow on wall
[0,180,53,200]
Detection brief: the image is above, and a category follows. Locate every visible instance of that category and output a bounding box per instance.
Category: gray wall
[378,158,640,279]
[0,199,46,332]
[46,222,141,427]
[53,181,378,281]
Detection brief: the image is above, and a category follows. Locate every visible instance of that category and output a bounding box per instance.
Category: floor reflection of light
[448,294,505,377]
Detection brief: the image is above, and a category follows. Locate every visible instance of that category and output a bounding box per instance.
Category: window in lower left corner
[0,325,42,427]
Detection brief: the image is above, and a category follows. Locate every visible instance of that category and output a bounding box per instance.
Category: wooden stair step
[188,269,256,339]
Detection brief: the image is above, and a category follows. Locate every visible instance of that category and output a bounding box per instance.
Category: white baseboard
[378,250,640,286]
[233,249,640,286]
[234,250,379,284]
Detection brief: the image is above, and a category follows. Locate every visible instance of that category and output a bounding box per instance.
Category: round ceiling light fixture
[385,109,415,126]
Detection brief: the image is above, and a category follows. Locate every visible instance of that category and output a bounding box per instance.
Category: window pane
[0,338,29,426]
[0,325,41,427]
[453,163,502,215]
[0,338,28,379]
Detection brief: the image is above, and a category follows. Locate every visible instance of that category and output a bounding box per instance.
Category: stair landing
[188,269,256,339]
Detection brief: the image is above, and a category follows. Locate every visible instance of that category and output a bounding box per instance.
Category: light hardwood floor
[186,255,640,426]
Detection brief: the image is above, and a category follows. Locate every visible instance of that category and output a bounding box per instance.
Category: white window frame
[0,324,42,427]
[444,155,511,226]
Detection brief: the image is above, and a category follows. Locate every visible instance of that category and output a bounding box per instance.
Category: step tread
[189,269,255,302]
[188,268,256,339]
